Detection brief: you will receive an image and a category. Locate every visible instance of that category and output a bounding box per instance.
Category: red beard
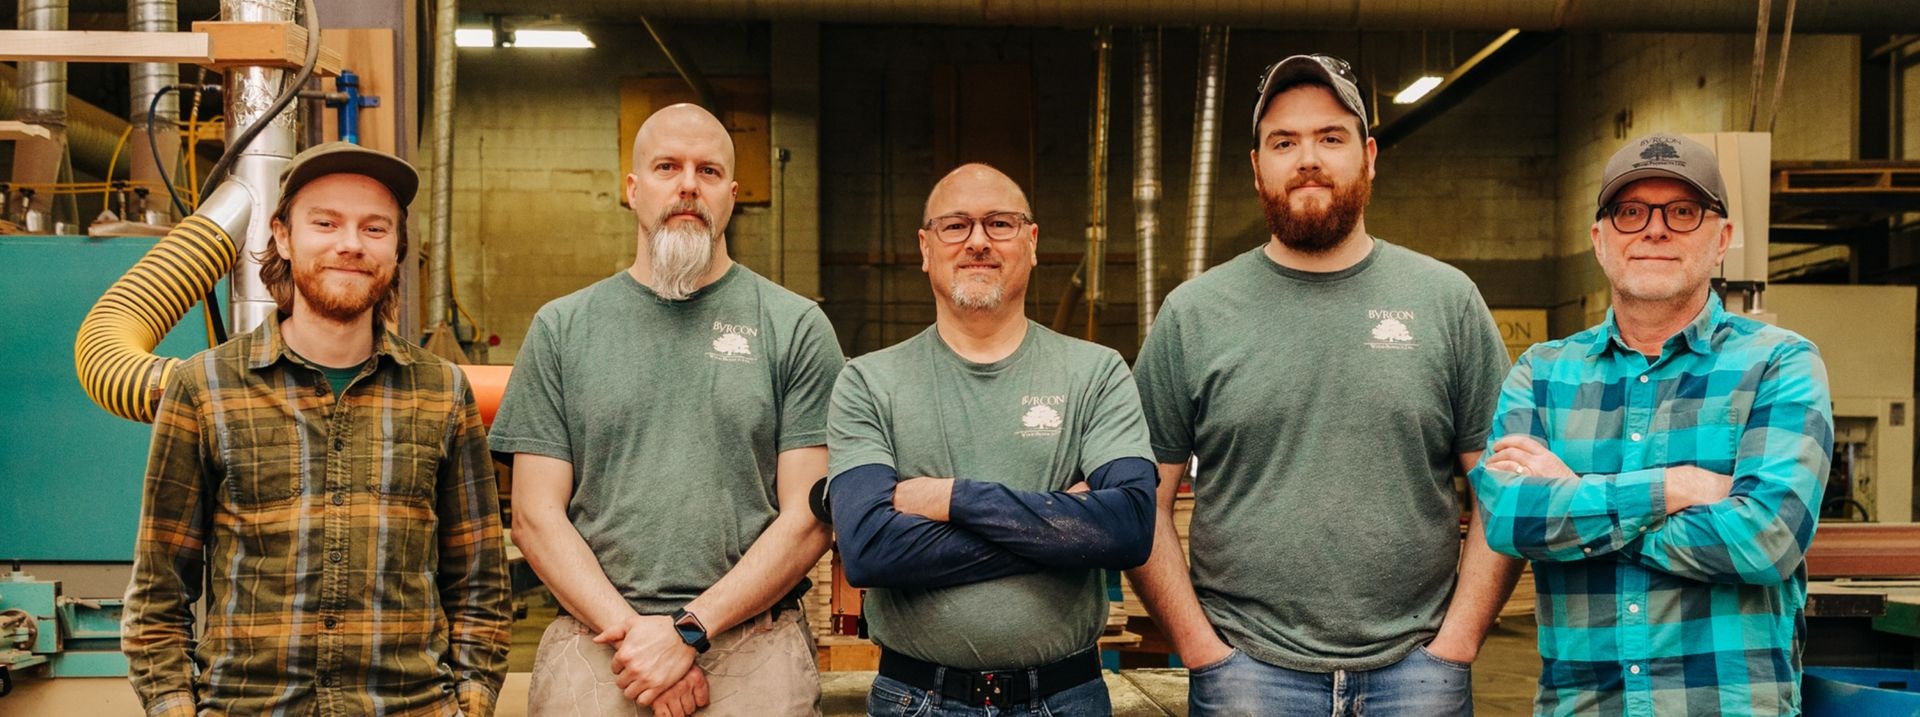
[1260,169,1372,254]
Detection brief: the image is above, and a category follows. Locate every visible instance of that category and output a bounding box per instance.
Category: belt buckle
[971,670,1017,706]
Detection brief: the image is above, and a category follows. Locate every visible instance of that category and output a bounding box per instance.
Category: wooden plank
[1807,524,1920,579]
[0,30,212,64]
[0,121,54,142]
[318,28,398,155]
[191,21,344,76]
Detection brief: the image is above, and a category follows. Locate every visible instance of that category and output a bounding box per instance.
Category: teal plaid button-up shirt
[1470,293,1833,716]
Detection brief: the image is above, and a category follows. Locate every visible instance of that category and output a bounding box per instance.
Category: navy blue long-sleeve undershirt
[830,456,1157,590]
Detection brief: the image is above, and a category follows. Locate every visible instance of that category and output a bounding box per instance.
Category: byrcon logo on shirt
[1016,394,1066,438]
[1364,309,1419,350]
[707,321,758,363]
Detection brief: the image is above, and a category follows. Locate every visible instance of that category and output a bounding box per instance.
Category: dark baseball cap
[278,141,420,208]
[1252,54,1369,141]
[1595,134,1727,215]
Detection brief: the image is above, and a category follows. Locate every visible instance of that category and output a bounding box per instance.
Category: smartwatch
[671,608,710,654]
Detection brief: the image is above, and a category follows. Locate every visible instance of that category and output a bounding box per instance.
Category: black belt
[877,646,1101,708]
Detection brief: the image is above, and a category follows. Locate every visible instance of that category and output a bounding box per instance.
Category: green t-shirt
[287,346,366,398]
[1134,239,1509,672]
[829,321,1153,669]
[489,265,845,615]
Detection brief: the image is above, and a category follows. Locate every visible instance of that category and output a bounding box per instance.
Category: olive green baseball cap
[278,141,419,208]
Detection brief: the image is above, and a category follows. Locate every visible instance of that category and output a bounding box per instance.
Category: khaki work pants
[526,610,822,716]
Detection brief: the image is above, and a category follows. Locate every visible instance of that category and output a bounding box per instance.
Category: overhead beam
[0,23,343,76]
[1372,30,1559,149]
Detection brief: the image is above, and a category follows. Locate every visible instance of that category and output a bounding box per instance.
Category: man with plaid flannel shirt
[122,143,511,716]
[1471,133,1834,716]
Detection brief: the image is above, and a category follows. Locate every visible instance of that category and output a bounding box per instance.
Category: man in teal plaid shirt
[1470,133,1834,716]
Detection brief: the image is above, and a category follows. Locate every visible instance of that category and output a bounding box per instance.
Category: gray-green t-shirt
[490,264,844,615]
[1135,239,1508,672]
[829,321,1152,669]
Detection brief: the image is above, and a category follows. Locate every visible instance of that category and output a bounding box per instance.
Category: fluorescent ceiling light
[454,28,494,47]
[1393,76,1443,105]
[511,29,595,49]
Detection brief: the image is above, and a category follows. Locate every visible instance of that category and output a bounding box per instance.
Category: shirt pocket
[1660,400,1741,475]
[223,422,304,506]
[375,424,447,502]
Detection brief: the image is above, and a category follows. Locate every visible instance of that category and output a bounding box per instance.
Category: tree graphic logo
[1640,140,1680,162]
[1371,318,1414,342]
[712,332,751,356]
[1022,404,1063,430]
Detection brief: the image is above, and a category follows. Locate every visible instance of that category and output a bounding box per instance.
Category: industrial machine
[1689,132,1916,525]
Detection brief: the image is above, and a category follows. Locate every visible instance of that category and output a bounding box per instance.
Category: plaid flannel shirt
[1470,293,1833,716]
[122,320,511,717]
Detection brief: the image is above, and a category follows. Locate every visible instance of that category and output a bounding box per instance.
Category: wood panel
[318,28,398,156]
[618,77,771,204]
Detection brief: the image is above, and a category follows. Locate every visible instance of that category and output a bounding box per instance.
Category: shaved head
[924,163,1030,223]
[632,103,735,176]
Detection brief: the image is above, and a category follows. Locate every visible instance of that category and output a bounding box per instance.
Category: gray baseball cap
[1595,134,1727,215]
[1252,54,1368,141]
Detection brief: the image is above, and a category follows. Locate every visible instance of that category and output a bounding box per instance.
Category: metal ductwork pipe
[12,0,68,223]
[426,0,458,329]
[0,65,132,182]
[127,0,180,224]
[220,0,300,335]
[1082,26,1112,341]
[1133,29,1161,335]
[1183,26,1226,281]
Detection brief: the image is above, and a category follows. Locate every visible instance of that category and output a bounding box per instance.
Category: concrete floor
[504,591,1544,715]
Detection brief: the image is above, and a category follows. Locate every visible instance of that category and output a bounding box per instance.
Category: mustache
[1286,169,1335,192]
[657,200,713,227]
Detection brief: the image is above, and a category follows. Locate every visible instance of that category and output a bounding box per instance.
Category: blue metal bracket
[326,70,382,145]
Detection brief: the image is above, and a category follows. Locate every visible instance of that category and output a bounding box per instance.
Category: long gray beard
[950,279,1003,311]
[649,223,716,300]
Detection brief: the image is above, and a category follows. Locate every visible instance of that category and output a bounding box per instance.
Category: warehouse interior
[4,0,1920,714]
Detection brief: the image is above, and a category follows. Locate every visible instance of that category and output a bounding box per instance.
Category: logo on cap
[1632,138,1686,169]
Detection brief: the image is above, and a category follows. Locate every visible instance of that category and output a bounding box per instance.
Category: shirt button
[323,675,338,687]
[313,384,326,396]
[324,616,337,628]
[1628,603,1640,614]
[1639,375,1649,383]
[1629,664,1642,675]
[1582,547,1593,554]
[329,550,344,563]
[1630,432,1643,442]
[331,493,345,506]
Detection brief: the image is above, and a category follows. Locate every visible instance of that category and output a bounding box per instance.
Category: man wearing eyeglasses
[827,163,1157,716]
[1470,133,1833,715]
[1128,54,1520,715]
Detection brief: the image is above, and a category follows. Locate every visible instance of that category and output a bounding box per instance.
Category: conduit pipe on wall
[1133,29,1161,336]
[426,0,458,328]
[1183,26,1226,281]
[1082,26,1112,342]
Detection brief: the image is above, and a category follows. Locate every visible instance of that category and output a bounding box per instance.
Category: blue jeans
[865,673,1112,717]
[1188,645,1474,716]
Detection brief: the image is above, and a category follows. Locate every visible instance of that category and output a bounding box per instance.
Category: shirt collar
[246,316,415,371]
[1590,291,1724,358]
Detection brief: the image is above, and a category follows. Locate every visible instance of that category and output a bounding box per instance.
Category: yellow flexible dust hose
[75,214,238,423]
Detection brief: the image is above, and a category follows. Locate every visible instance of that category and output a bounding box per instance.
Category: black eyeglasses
[1598,200,1722,233]
[923,212,1032,244]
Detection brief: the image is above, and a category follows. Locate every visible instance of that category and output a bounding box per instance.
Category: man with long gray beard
[492,103,844,716]
[1127,55,1522,715]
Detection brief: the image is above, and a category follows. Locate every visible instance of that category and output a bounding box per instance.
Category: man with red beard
[1127,55,1521,715]
[492,104,844,716]
[123,142,511,716]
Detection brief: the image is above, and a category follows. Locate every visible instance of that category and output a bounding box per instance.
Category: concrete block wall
[1549,33,1859,334]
